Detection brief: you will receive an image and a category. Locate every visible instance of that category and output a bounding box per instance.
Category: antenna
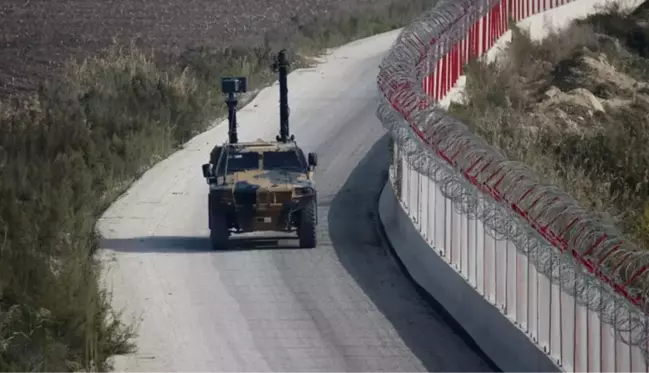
[220,76,248,144]
[272,49,292,143]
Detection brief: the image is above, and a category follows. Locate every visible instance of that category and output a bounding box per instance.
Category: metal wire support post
[273,49,291,143]
[226,91,238,144]
[220,76,247,145]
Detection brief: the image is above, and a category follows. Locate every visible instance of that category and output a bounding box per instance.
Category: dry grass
[449,1,649,252]
[0,0,436,370]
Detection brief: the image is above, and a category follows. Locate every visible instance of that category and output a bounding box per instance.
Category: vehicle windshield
[263,151,304,171]
[224,152,259,173]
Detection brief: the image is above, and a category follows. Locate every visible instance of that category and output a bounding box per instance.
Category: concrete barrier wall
[379,181,562,372]
[376,0,649,371]
[382,156,647,372]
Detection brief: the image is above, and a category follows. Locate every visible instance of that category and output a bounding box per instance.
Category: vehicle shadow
[327,133,500,372]
[101,234,305,253]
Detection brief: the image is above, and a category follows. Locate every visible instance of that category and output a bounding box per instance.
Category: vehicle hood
[225,169,312,191]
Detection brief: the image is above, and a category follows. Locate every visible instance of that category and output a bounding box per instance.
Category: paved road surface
[98,29,497,372]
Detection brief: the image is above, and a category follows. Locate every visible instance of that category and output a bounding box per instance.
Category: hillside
[449,2,649,278]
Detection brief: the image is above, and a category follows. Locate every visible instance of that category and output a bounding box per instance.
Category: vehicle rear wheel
[298,199,317,248]
[210,212,230,250]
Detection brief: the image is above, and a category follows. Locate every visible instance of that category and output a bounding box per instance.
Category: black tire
[298,199,317,248]
[210,212,230,250]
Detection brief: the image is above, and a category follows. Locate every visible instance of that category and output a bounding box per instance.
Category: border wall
[376,0,649,371]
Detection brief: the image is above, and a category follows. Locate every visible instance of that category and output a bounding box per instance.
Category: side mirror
[202,163,212,178]
[308,152,318,168]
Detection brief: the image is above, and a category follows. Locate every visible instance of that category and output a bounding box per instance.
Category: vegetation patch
[448,2,649,282]
[0,0,436,370]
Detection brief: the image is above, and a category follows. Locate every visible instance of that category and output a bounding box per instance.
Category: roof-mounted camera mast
[273,49,293,143]
[220,76,248,144]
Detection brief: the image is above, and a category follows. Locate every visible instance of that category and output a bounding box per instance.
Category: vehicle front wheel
[298,199,317,248]
[210,213,230,250]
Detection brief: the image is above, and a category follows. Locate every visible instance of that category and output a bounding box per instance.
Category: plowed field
[0,0,387,96]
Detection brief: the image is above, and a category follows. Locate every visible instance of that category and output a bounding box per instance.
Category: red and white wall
[379,0,649,371]
[424,0,637,103]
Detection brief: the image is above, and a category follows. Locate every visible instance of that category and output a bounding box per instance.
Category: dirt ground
[0,0,390,97]
[526,47,649,136]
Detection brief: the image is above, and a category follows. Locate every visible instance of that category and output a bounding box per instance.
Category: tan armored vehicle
[201,50,318,250]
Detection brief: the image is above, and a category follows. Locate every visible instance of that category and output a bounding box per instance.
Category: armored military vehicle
[201,50,318,250]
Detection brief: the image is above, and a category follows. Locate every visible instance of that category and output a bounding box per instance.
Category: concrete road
[98,29,497,372]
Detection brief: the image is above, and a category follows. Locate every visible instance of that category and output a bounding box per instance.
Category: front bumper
[209,190,315,232]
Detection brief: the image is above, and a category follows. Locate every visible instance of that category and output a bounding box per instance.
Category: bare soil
[526,48,649,135]
[0,0,388,96]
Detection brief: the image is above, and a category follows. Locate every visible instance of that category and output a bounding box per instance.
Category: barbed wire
[376,0,649,360]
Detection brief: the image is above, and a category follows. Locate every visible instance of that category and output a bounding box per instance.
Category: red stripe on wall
[497,1,502,38]
[513,0,518,21]
[455,43,460,83]
[474,18,479,56]
[440,54,447,98]
[448,48,453,94]
[450,45,456,88]
[451,43,461,87]
[437,52,443,100]
[461,35,469,68]
[503,0,509,33]
[442,50,451,96]
[428,67,435,98]
[459,38,464,72]
[498,0,505,38]
[449,46,455,91]
[488,6,494,49]
[489,4,498,49]
[436,55,442,100]
[492,6,497,48]
[481,15,488,55]
[496,1,503,40]
[450,45,455,92]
